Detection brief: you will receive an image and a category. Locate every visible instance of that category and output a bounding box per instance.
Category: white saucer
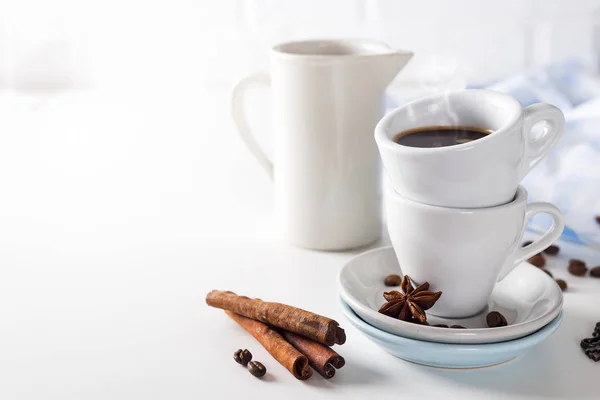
[340,298,563,369]
[338,246,563,344]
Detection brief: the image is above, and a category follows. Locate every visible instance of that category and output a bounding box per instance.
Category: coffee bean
[486,311,508,328]
[581,336,600,349]
[569,259,586,267]
[248,361,266,377]
[586,350,600,362]
[580,335,600,362]
[233,349,252,366]
[450,325,466,329]
[541,268,553,277]
[590,266,600,278]
[590,322,600,338]
[596,216,600,225]
[384,274,402,286]
[568,261,588,276]
[433,324,449,328]
[556,279,567,291]
[543,245,560,255]
[528,253,546,268]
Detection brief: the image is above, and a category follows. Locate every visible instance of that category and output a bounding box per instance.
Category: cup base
[286,233,382,252]
[427,303,489,320]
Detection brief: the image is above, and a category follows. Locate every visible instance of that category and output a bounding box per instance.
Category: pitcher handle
[497,202,564,281]
[231,73,273,180]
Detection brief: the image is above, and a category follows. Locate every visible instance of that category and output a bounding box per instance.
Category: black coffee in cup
[393,126,493,148]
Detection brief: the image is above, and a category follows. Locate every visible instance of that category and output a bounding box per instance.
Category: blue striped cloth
[487,59,600,248]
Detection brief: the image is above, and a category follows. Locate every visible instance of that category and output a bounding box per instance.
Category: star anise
[378,275,442,323]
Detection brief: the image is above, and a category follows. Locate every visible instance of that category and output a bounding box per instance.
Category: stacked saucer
[337,246,563,369]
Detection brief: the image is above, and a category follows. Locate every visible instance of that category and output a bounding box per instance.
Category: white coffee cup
[375,89,565,208]
[231,39,412,250]
[386,185,564,318]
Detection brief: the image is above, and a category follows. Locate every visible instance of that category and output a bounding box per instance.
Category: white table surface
[0,90,598,400]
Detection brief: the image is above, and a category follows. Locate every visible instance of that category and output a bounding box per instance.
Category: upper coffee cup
[375,89,565,208]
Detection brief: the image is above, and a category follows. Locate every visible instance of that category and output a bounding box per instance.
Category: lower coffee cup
[386,185,564,318]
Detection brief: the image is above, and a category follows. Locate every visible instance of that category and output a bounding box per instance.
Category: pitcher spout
[340,40,413,88]
[370,49,413,89]
[271,39,412,88]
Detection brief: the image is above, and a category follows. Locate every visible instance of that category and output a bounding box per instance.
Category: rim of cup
[271,39,407,60]
[374,89,523,154]
[387,184,527,212]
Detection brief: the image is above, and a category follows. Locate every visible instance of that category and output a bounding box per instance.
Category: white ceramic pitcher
[232,39,412,250]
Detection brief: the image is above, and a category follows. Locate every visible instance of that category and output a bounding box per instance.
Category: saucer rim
[338,245,563,343]
[340,296,563,351]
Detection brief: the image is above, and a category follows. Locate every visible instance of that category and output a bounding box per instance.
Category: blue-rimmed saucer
[340,298,562,369]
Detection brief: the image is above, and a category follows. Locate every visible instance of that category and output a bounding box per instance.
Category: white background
[0,1,599,399]
[1,0,600,91]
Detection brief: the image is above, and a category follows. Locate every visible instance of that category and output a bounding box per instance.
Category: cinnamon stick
[206,290,345,346]
[281,331,345,379]
[225,311,312,380]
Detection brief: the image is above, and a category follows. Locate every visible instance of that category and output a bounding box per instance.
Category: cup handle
[231,73,274,180]
[497,202,565,281]
[518,103,565,180]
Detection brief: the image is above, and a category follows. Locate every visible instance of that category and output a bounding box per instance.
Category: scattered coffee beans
[248,361,267,377]
[556,279,568,291]
[581,340,600,362]
[590,266,600,278]
[568,260,588,276]
[486,311,508,328]
[569,258,586,267]
[450,325,466,329]
[528,253,546,268]
[541,268,553,277]
[581,323,600,362]
[384,274,402,286]
[233,349,252,366]
[433,324,449,328]
[543,244,560,255]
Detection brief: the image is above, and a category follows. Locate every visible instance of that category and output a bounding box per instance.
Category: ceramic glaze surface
[375,89,565,208]
[385,186,564,317]
[338,246,563,343]
[232,39,413,250]
[340,298,563,369]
